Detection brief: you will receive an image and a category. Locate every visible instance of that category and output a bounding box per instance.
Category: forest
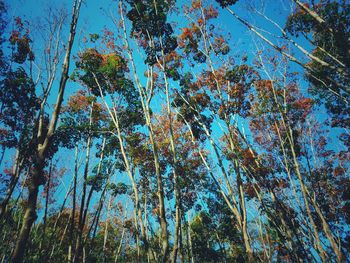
[0,0,349,262]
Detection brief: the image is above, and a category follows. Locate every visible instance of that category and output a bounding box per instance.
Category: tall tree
[11,1,82,262]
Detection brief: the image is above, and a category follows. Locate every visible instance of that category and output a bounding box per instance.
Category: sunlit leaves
[75,48,129,96]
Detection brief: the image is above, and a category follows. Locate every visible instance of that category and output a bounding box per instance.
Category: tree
[0,0,349,262]
[285,1,350,130]
[11,1,82,261]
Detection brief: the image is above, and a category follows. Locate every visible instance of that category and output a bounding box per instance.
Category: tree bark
[11,1,81,261]
[11,174,40,263]
[118,3,170,260]
[0,151,23,220]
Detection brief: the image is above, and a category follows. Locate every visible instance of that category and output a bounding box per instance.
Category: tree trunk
[74,134,92,262]
[68,145,79,262]
[11,1,81,261]
[0,151,23,220]
[118,4,169,259]
[43,161,53,236]
[11,160,42,263]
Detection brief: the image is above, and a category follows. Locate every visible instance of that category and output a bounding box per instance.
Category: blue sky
[2,2,348,261]
[1,0,294,210]
[1,0,307,225]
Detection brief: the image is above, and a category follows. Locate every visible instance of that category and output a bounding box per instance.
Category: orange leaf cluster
[67,91,90,113]
[204,6,219,20]
[192,0,201,10]
[255,80,273,92]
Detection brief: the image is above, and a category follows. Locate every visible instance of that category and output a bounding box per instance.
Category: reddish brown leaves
[292,97,314,118]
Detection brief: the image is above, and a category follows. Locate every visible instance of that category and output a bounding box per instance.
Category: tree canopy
[0,0,349,262]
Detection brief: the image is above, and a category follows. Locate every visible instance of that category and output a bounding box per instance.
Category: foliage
[0,0,349,262]
[215,0,239,8]
[285,1,350,130]
[126,0,177,65]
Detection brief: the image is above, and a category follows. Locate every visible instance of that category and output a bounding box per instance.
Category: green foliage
[190,212,222,262]
[0,68,38,147]
[109,182,130,196]
[215,0,239,8]
[0,0,7,75]
[75,48,145,129]
[0,12,39,151]
[285,1,350,129]
[173,73,213,141]
[126,0,177,65]
[1,1,350,262]
[190,205,244,262]
[0,202,25,262]
[76,48,129,95]
[89,33,100,43]
[87,160,113,192]
[85,229,120,262]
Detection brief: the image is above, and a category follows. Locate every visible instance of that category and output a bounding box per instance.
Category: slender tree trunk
[118,4,170,259]
[160,61,180,263]
[188,11,255,259]
[227,128,253,262]
[0,146,5,167]
[88,183,108,239]
[81,136,106,240]
[43,160,53,236]
[114,227,126,263]
[103,195,112,263]
[186,213,194,263]
[75,106,94,262]
[68,145,79,262]
[150,128,170,262]
[237,169,253,262]
[0,151,23,220]
[94,75,151,260]
[48,179,74,260]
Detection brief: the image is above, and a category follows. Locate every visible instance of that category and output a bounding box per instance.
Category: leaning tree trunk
[11,161,42,263]
[74,103,94,262]
[0,150,23,221]
[11,1,81,262]
[159,48,181,263]
[118,4,170,259]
